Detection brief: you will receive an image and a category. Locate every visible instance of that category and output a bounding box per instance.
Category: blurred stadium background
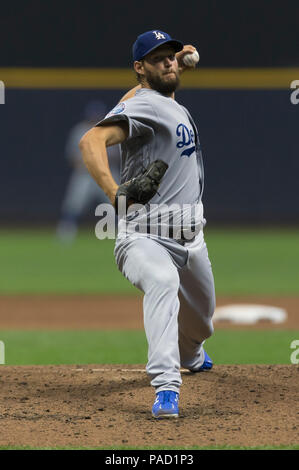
[0,0,298,366]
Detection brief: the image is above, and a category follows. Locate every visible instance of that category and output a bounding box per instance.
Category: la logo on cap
[153,31,166,40]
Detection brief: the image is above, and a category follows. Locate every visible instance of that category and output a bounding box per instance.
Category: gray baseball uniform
[97,87,215,394]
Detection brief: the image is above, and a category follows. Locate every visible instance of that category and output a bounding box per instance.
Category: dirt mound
[0,364,298,448]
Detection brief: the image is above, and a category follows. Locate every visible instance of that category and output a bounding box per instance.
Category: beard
[145,69,180,95]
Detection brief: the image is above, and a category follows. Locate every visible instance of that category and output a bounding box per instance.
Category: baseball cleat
[190,349,213,373]
[152,390,179,419]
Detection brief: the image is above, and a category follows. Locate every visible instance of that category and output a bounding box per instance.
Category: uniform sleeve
[95,97,156,141]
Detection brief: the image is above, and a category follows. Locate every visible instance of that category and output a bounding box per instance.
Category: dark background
[1,0,299,67]
[0,0,298,225]
[1,88,298,224]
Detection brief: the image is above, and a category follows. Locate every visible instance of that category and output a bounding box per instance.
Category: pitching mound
[0,364,298,448]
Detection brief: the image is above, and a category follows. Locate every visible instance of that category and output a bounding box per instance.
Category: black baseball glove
[114,159,168,215]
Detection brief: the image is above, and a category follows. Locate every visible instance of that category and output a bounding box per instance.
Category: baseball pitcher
[79,30,216,419]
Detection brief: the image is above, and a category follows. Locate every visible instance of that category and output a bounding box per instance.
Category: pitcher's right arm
[79,122,128,205]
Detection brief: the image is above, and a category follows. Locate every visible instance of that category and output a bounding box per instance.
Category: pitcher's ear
[134,60,144,74]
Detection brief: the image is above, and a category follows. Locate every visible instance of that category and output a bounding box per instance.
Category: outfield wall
[1,85,298,224]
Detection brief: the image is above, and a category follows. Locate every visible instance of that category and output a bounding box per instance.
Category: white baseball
[183,50,200,67]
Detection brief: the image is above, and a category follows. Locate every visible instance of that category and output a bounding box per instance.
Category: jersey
[96,88,205,240]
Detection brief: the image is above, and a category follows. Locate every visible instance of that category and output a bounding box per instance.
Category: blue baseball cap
[133,30,183,62]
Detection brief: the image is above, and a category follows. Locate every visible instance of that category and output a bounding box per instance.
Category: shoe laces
[159,391,177,404]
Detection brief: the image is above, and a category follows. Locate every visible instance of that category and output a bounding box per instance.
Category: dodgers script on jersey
[96,88,205,239]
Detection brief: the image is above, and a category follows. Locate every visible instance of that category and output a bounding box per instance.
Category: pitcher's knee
[209,298,216,319]
[199,316,215,341]
[204,321,214,339]
[154,269,179,292]
[194,320,214,342]
[203,294,216,320]
[142,264,179,293]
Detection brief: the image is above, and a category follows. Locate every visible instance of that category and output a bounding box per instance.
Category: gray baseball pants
[114,230,216,394]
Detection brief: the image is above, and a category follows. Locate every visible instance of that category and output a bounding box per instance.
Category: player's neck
[141,83,175,99]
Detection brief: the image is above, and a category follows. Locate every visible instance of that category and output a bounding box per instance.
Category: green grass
[0,329,297,365]
[0,330,147,365]
[0,227,298,295]
[206,227,299,295]
[0,228,135,295]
